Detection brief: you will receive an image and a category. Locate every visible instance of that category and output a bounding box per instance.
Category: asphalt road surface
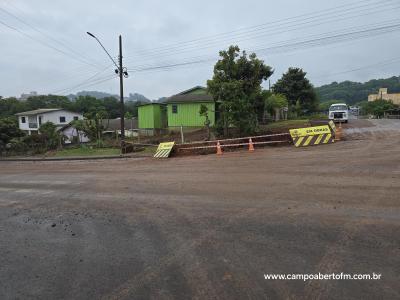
[1,119,399,299]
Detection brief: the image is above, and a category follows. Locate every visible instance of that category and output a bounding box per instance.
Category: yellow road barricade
[289,125,334,147]
[154,142,175,158]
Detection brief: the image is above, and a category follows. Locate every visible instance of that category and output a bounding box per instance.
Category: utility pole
[118,35,125,146]
[87,32,128,150]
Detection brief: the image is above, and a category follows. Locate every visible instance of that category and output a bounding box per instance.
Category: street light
[87,32,128,149]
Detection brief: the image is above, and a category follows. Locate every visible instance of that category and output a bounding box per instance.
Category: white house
[16,108,83,135]
[60,123,90,144]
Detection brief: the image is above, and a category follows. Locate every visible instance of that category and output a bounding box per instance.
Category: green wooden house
[138,103,167,133]
[166,86,215,128]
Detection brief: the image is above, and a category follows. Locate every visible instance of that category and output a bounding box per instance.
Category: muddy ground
[0,119,399,299]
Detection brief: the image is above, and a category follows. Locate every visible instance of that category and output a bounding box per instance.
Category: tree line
[0,95,144,119]
[315,76,400,105]
[0,95,144,154]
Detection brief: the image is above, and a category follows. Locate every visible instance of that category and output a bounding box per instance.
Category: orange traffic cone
[249,138,255,152]
[216,141,223,155]
[335,123,342,141]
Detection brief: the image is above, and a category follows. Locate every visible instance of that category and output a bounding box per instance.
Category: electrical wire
[0,19,104,70]
[139,0,385,53]
[122,2,400,70]
[126,20,400,74]
[0,4,104,69]
[50,65,116,95]
[55,75,117,96]
[124,0,398,62]
[316,56,400,80]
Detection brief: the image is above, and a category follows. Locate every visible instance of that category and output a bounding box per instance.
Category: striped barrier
[328,120,336,133]
[154,142,175,158]
[289,125,334,147]
[175,133,291,155]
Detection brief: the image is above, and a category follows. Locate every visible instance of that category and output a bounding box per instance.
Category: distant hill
[67,91,117,100]
[127,93,150,103]
[67,90,151,103]
[155,97,167,103]
[316,76,400,105]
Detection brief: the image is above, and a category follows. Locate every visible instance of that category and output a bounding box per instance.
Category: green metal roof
[166,86,214,103]
[137,102,166,107]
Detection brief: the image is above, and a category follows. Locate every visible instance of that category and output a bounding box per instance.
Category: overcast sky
[1,0,400,100]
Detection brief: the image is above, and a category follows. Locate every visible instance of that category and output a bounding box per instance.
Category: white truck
[329,103,349,123]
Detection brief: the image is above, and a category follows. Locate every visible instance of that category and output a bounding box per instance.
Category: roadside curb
[0,154,152,162]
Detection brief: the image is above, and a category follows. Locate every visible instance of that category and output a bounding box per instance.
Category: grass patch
[52,147,121,157]
[141,146,157,154]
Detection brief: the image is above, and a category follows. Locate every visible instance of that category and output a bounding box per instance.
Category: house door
[38,116,42,126]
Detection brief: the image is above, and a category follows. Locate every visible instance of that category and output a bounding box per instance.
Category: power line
[0,19,105,70]
[0,4,104,69]
[55,74,117,96]
[51,65,116,95]
[122,1,400,70]
[124,0,398,62]
[129,59,212,73]
[129,0,380,55]
[316,56,400,79]
[127,20,400,74]
[62,76,117,96]
[254,20,400,55]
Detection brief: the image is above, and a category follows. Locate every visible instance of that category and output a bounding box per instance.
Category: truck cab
[329,103,349,123]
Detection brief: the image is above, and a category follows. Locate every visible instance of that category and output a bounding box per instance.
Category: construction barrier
[309,120,336,135]
[289,125,334,147]
[154,142,175,158]
[328,120,336,133]
[175,133,291,155]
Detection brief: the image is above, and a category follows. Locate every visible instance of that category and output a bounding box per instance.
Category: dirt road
[1,119,399,299]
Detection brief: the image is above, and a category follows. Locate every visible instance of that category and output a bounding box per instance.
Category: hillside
[67,91,151,103]
[316,76,400,105]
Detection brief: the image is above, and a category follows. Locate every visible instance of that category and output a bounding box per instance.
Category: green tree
[26,95,73,111]
[273,67,319,115]
[360,100,397,118]
[81,109,109,147]
[125,111,133,120]
[207,45,273,136]
[0,117,24,147]
[125,101,140,117]
[0,97,28,117]
[265,94,288,121]
[72,95,103,115]
[316,76,400,105]
[199,104,211,140]
[39,122,60,149]
[103,97,121,118]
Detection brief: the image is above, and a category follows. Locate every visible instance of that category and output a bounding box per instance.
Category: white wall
[18,110,83,133]
[40,110,83,127]
[62,126,90,144]
[18,116,31,131]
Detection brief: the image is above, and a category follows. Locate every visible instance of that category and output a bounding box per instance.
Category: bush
[309,113,328,120]
[361,100,398,118]
[0,117,24,145]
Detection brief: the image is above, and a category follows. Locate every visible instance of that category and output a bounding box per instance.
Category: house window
[73,116,79,121]
[172,104,178,114]
[59,116,66,123]
[21,116,26,123]
[38,116,42,126]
